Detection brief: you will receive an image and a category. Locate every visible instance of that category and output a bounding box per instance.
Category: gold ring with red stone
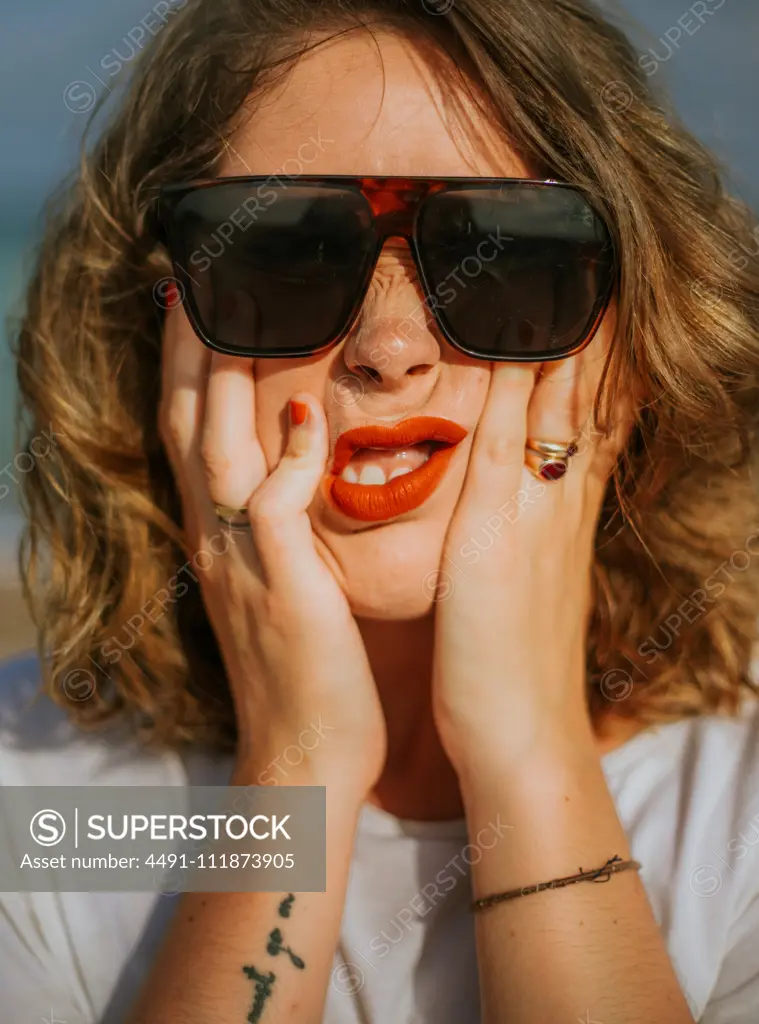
[524,438,579,483]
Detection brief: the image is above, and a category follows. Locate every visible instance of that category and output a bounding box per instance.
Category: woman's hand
[431,338,625,777]
[429,347,695,1024]
[159,305,386,795]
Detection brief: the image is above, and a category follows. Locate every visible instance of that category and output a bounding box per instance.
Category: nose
[341,240,441,393]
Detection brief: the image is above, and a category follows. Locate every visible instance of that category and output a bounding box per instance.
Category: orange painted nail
[163,281,179,308]
[289,399,309,427]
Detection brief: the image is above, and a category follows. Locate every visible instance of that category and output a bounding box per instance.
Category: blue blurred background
[0,0,757,626]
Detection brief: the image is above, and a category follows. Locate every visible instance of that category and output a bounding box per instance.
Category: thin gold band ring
[526,437,579,459]
[213,504,251,530]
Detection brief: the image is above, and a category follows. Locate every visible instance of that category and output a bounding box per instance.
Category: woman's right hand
[159,298,386,797]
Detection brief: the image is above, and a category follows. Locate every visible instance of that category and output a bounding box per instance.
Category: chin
[315,518,447,620]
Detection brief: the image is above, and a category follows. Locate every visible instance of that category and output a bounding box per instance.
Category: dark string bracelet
[470,855,642,913]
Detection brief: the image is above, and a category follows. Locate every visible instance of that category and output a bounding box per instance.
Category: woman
[4,0,759,1021]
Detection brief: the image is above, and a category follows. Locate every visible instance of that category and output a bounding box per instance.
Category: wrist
[450,710,599,799]
[231,749,373,806]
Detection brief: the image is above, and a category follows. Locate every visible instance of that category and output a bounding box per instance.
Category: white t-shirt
[2,651,759,1023]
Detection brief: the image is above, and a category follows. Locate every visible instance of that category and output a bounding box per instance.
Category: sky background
[0,0,757,546]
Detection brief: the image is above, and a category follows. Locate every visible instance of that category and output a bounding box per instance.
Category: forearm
[127,765,361,1024]
[459,721,695,1024]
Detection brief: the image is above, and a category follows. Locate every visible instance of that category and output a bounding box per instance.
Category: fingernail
[289,399,309,427]
[164,281,179,308]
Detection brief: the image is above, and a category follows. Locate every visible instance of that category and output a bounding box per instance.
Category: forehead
[220,29,530,180]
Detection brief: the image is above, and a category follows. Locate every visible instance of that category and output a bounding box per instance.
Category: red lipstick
[326,416,467,523]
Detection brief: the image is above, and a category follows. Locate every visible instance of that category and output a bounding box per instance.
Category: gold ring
[526,437,579,459]
[525,448,570,482]
[214,504,250,530]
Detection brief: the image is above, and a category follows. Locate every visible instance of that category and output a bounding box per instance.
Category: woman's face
[177,29,613,619]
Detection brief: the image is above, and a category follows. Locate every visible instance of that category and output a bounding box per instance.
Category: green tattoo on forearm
[241,895,304,1020]
[267,927,305,968]
[278,893,295,918]
[241,966,275,1023]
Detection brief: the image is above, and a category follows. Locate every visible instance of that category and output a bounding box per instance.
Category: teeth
[358,464,387,486]
[338,447,435,486]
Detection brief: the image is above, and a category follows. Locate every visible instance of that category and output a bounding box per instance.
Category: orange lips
[327,416,468,523]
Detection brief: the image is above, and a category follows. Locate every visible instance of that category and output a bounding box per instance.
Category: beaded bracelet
[470,855,641,913]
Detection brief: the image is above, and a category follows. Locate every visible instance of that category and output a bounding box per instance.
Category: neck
[356,613,463,821]
[355,616,646,823]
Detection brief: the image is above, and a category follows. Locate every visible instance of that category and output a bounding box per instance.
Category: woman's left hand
[431,337,627,777]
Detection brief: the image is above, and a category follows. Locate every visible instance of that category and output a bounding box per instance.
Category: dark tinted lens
[417,185,615,359]
[167,183,376,355]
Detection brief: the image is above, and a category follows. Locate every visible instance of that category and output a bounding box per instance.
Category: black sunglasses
[155,175,618,363]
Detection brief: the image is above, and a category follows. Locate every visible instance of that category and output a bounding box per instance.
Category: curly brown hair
[12,0,759,754]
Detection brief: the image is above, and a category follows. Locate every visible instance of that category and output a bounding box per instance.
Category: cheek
[253,382,288,472]
[253,360,330,470]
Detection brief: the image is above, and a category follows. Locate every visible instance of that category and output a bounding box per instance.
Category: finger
[586,388,636,488]
[546,312,619,458]
[202,351,268,509]
[528,332,629,511]
[247,392,330,585]
[526,343,599,453]
[457,362,538,516]
[159,303,214,545]
[554,324,631,485]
